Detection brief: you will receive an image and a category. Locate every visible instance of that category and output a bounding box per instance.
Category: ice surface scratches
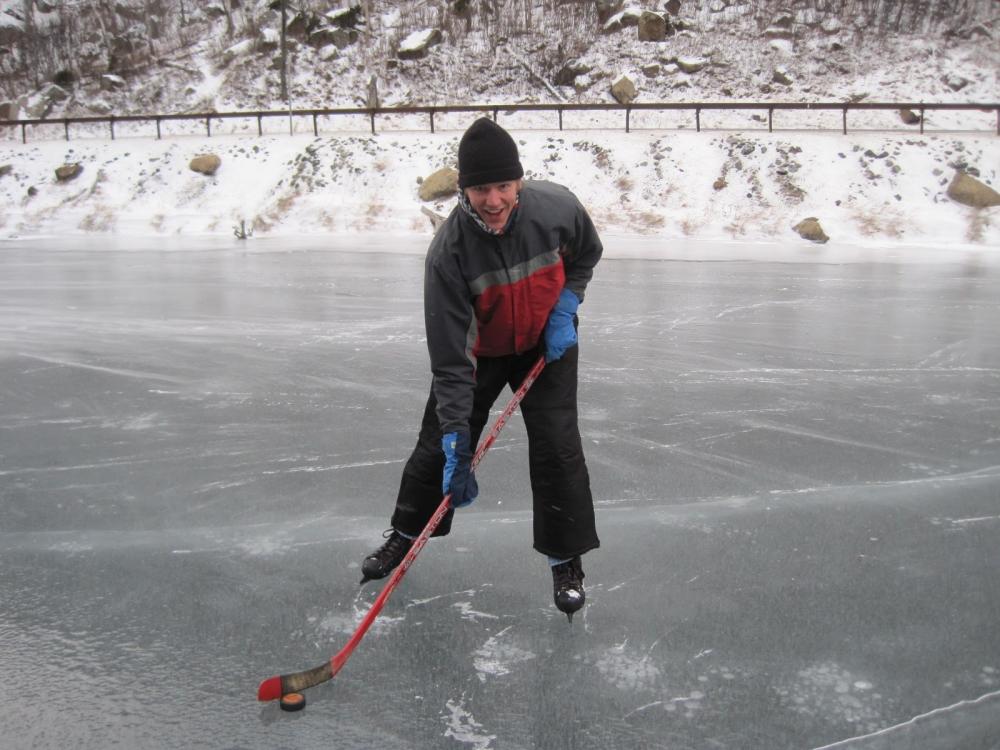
[473,626,535,682]
[809,687,1000,749]
[443,697,497,750]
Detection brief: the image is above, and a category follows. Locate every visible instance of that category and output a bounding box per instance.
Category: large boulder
[638,11,670,42]
[55,163,83,182]
[676,56,709,74]
[24,83,70,118]
[0,100,19,120]
[418,167,458,201]
[793,217,829,244]
[603,8,642,34]
[554,62,593,87]
[611,74,637,104]
[947,171,1000,208]
[398,28,442,59]
[189,154,221,176]
[326,6,363,28]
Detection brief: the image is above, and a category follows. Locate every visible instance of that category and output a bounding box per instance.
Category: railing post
[155,116,161,140]
[370,110,375,134]
[430,110,435,134]
[558,107,563,131]
[257,114,263,136]
[625,106,630,133]
[492,107,498,122]
[696,106,701,132]
[312,113,318,137]
[919,107,925,135]
[21,122,26,144]
[996,107,999,136]
[841,106,847,135]
[64,119,70,141]
[109,115,115,140]
[768,107,774,133]
[206,117,211,137]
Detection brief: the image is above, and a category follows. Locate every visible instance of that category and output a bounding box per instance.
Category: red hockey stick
[258,355,546,702]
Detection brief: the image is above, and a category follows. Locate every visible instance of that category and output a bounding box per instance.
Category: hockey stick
[257,355,546,702]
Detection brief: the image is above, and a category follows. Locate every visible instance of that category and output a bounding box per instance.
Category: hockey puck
[279,693,306,712]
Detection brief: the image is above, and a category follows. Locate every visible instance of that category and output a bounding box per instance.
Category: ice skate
[360,529,413,585]
[552,556,586,622]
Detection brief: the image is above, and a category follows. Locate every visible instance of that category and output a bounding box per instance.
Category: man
[360,117,602,620]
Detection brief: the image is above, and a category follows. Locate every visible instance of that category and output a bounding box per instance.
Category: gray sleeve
[563,196,603,303]
[424,249,478,434]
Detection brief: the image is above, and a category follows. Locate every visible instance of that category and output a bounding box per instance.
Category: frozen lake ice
[1,236,999,749]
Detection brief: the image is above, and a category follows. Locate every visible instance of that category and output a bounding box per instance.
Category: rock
[326,6,363,28]
[820,18,842,34]
[222,39,254,65]
[947,171,1000,208]
[418,167,458,201]
[398,28,442,59]
[308,26,343,48]
[100,74,127,91]
[0,100,18,120]
[793,217,829,244]
[638,11,669,42]
[554,62,592,87]
[771,12,794,30]
[676,56,709,74]
[55,163,83,182]
[611,74,637,104]
[25,83,69,118]
[763,25,793,40]
[203,3,227,20]
[942,73,970,92]
[641,63,661,78]
[772,67,793,86]
[0,164,12,178]
[664,0,681,15]
[330,28,359,49]
[898,108,921,125]
[713,177,727,190]
[318,44,340,61]
[603,9,642,34]
[189,154,221,176]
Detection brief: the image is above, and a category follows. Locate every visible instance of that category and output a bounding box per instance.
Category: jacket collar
[458,190,520,237]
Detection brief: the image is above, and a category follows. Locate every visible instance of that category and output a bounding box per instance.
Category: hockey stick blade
[257,356,546,702]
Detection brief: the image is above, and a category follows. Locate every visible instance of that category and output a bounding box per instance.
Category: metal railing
[3,101,998,143]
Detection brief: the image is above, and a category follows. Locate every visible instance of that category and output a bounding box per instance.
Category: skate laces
[552,557,584,592]
[373,529,412,565]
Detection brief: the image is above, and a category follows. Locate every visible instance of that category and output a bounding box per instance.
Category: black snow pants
[390,343,600,559]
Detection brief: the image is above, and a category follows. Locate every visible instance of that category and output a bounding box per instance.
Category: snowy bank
[1,127,997,252]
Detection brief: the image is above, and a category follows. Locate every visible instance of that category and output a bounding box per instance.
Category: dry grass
[966,209,992,243]
[852,206,904,238]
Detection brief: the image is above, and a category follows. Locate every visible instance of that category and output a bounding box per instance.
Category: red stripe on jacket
[473,258,566,357]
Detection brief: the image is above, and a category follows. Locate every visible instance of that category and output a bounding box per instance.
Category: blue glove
[442,430,479,508]
[544,288,580,363]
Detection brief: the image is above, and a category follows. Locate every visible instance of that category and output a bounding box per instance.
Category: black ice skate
[552,556,586,622]
[360,529,413,585]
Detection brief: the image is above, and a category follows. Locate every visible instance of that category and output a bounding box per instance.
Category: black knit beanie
[457,117,524,189]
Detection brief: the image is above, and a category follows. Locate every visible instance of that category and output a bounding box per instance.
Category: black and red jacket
[424,180,603,433]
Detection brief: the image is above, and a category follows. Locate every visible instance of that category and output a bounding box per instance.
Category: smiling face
[464,179,523,233]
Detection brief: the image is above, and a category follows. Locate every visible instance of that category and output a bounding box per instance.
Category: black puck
[279,692,306,712]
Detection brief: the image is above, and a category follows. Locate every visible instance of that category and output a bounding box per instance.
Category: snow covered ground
[1,120,998,251]
[1,238,999,748]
